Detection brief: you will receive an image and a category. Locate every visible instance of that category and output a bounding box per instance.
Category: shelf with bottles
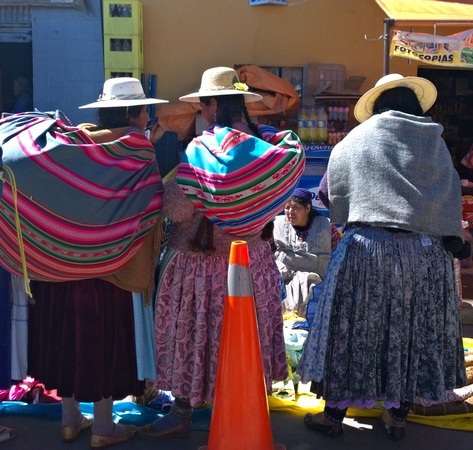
[297,95,360,147]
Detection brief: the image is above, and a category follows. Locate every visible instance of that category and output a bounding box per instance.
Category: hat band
[98,93,147,101]
[200,85,235,92]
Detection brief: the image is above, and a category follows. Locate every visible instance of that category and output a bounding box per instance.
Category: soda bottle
[297,106,309,142]
[308,106,318,142]
[317,107,328,143]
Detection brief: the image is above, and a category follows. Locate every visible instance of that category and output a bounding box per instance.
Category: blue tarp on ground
[0,401,212,430]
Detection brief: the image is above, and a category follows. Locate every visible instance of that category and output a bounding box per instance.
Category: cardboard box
[302,63,366,103]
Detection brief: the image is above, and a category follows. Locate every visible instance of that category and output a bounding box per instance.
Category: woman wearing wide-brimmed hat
[138,67,305,440]
[298,73,469,441]
[27,77,167,448]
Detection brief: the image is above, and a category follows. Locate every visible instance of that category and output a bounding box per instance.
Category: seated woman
[273,188,332,316]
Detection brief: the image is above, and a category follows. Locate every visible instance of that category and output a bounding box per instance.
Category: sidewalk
[1,395,473,450]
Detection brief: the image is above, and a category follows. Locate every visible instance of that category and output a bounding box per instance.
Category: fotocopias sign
[391,28,473,68]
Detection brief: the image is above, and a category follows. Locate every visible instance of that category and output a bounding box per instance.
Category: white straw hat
[79,77,168,109]
[354,73,437,123]
[179,67,262,103]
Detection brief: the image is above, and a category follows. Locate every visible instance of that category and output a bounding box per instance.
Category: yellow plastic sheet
[269,338,473,430]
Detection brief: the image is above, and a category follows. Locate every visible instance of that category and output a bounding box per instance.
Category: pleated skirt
[153,242,289,407]
[298,227,466,410]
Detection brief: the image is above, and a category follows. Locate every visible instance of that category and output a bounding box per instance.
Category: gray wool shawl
[327,110,463,238]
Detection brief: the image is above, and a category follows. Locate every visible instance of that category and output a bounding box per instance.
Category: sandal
[303,412,343,437]
[137,420,191,440]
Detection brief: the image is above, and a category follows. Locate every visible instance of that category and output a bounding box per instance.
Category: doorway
[418,67,473,175]
[0,42,33,114]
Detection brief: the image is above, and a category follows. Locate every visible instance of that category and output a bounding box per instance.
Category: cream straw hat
[354,73,437,123]
[179,67,262,103]
[79,77,168,109]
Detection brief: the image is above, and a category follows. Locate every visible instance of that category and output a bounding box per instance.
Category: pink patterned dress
[153,179,289,407]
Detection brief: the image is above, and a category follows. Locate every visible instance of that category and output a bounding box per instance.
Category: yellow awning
[376,0,473,25]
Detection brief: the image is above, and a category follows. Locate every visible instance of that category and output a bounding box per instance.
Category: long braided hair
[200,94,262,138]
[192,94,272,249]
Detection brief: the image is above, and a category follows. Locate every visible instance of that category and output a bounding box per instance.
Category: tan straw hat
[354,73,437,123]
[79,77,168,109]
[179,67,262,103]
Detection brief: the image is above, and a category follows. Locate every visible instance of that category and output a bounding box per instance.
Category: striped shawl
[176,124,305,236]
[0,111,163,283]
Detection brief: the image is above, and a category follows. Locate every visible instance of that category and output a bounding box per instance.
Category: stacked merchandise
[103,0,143,79]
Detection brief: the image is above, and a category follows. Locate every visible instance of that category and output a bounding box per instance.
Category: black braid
[242,103,262,138]
[201,95,262,138]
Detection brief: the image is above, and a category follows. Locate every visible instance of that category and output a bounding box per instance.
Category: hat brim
[354,76,437,123]
[179,89,263,103]
[79,98,168,109]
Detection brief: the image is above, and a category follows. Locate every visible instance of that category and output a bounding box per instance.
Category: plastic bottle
[317,106,328,143]
[328,103,334,121]
[308,106,318,142]
[333,102,340,122]
[343,102,350,122]
[297,106,309,142]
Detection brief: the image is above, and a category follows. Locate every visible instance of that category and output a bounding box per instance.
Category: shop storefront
[374,0,473,172]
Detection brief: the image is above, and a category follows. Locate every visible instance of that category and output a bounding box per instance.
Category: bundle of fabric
[0,111,163,284]
[176,124,305,236]
[237,65,301,117]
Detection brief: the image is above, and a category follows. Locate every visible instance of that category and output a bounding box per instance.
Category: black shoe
[304,412,343,437]
[381,410,406,441]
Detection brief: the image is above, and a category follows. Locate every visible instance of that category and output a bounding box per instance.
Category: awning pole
[383,18,395,75]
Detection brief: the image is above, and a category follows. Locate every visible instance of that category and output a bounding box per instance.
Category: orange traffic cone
[198,240,285,450]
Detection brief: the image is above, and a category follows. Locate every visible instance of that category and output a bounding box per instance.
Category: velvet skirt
[28,279,144,402]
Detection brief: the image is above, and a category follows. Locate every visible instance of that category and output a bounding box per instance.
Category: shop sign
[391,28,473,68]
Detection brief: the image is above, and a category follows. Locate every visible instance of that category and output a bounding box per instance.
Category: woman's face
[128,106,150,133]
[284,199,311,227]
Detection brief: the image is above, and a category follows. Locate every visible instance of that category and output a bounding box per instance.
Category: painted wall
[28,0,467,124]
[141,0,384,102]
[140,0,465,103]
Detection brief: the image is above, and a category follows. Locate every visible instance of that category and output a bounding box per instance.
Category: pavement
[1,394,473,450]
[2,276,473,449]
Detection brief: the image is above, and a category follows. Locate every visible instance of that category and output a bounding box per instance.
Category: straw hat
[354,73,437,123]
[179,67,262,103]
[79,77,168,109]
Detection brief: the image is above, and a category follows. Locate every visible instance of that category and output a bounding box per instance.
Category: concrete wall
[31,0,103,124]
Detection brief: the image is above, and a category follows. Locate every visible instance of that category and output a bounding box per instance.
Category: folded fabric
[238,65,301,117]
